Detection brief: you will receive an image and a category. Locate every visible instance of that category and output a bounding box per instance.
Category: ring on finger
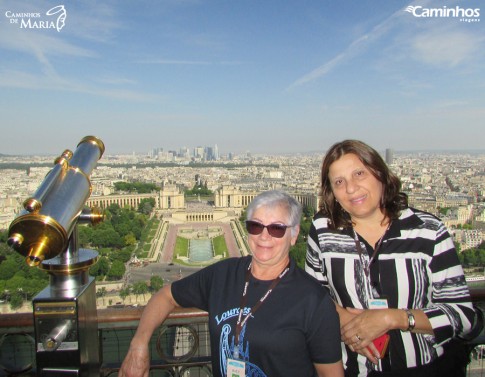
[355,334,362,342]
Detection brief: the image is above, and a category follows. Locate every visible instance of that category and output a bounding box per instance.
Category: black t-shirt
[172,256,341,377]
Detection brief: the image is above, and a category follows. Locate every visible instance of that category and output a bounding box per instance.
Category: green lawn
[174,237,189,258]
[213,235,228,257]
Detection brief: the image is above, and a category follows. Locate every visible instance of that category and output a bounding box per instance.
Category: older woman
[120,190,343,377]
[306,140,477,377]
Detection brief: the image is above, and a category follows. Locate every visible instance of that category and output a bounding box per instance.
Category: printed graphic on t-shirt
[216,307,266,377]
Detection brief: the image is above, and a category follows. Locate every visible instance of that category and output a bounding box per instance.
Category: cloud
[0,69,161,102]
[286,9,402,90]
[0,2,103,82]
[138,58,244,66]
[0,26,97,59]
[96,77,138,85]
[139,59,212,65]
[0,1,155,101]
[410,29,484,68]
[285,0,461,90]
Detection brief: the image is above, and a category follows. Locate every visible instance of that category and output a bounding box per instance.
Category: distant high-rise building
[149,147,163,159]
[179,147,190,158]
[385,148,394,165]
[194,146,204,159]
[205,146,214,161]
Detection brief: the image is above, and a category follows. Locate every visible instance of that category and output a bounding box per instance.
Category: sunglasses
[245,220,290,238]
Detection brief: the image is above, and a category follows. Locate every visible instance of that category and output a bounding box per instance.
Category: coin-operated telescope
[7,136,105,377]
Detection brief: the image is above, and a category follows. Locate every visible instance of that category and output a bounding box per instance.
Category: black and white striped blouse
[305,207,476,376]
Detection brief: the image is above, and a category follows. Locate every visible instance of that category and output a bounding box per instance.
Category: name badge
[227,358,246,377]
[369,298,388,309]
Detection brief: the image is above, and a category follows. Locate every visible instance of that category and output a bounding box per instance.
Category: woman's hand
[340,308,391,364]
[119,345,150,377]
[336,305,359,327]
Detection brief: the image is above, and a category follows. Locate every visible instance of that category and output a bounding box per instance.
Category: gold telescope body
[7,136,105,266]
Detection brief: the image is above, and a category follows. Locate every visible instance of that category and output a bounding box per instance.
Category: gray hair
[246,190,302,236]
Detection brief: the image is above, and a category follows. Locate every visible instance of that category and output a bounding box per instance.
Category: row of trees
[0,202,153,309]
[0,231,49,309]
[289,205,315,269]
[114,182,159,193]
[81,203,156,281]
[185,182,213,196]
[96,275,164,305]
[79,203,149,249]
[458,243,485,268]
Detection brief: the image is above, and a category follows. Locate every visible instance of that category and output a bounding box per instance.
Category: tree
[0,256,18,280]
[119,286,131,303]
[299,220,311,239]
[302,204,315,219]
[132,281,148,301]
[90,256,110,278]
[124,233,137,247]
[106,203,122,217]
[96,287,107,305]
[185,183,213,196]
[138,198,155,215]
[239,209,247,222]
[290,243,307,269]
[91,227,123,249]
[5,274,26,292]
[111,249,132,264]
[438,207,450,216]
[9,291,23,310]
[78,225,94,246]
[107,260,126,280]
[149,275,164,292]
[114,182,159,194]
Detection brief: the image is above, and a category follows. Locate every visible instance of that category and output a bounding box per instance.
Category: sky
[0,0,484,156]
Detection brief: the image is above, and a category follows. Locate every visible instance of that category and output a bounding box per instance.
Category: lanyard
[353,222,391,277]
[234,259,290,356]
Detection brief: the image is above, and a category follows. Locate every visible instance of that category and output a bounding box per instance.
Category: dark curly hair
[318,140,408,229]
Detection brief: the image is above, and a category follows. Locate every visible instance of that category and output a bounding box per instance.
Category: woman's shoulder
[312,212,331,229]
[212,255,251,270]
[311,213,348,237]
[290,264,332,296]
[400,207,446,231]
[192,256,250,284]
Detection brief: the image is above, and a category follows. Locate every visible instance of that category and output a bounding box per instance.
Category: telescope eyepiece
[27,255,43,267]
[23,198,42,213]
[54,149,73,165]
[7,233,24,249]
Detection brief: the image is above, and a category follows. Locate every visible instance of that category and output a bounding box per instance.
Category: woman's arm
[314,361,344,377]
[340,307,434,363]
[422,222,476,342]
[119,285,179,377]
[341,307,433,341]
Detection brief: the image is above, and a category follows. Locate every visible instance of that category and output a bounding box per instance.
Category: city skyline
[1,144,485,158]
[0,0,484,155]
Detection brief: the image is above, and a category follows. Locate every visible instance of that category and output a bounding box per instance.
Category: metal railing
[0,307,211,377]
[1,289,485,377]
